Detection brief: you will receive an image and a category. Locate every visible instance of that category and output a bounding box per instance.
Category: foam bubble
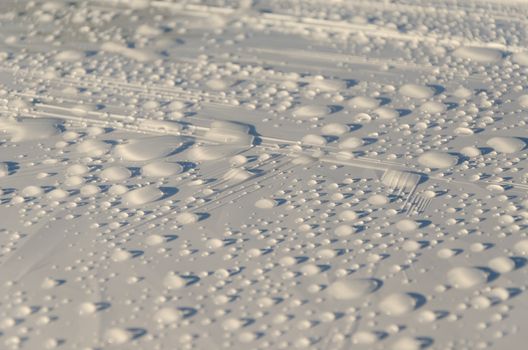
[255,198,276,209]
[513,239,528,255]
[67,164,90,176]
[204,122,254,145]
[80,184,100,197]
[447,267,487,289]
[292,155,317,165]
[348,96,380,109]
[396,219,418,232]
[454,127,474,136]
[47,188,68,200]
[54,50,84,62]
[399,84,434,99]
[22,185,43,197]
[453,46,503,63]
[105,327,130,345]
[141,161,183,178]
[293,105,330,119]
[114,136,185,162]
[392,336,424,350]
[338,210,358,221]
[403,240,421,252]
[486,136,525,154]
[418,151,458,169]
[301,134,327,146]
[206,79,230,90]
[453,86,473,98]
[488,257,515,273]
[327,278,381,300]
[163,272,186,289]
[99,166,132,182]
[230,155,248,166]
[321,123,348,135]
[76,139,111,157]
[175,212,199,225]
[0,117,62,142]
[206,238,224,250]
[111,248,132,262]
[154,308,179,324]
[368,194,389,206]
[518,95,528,108]
[145,234,164,246]
[352,331,380,345]
[338,136,363,150]
[373,107,399,120]
[512,52,528,66]
[420,101,446,113]
[65,176,84,187]
[379,293,422,316]
[223,318,243,331]
[122,186,163,206]
[222,168,254,182]
[335,224,355,237]
[79,302,97,316]
[437,248,457,258]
